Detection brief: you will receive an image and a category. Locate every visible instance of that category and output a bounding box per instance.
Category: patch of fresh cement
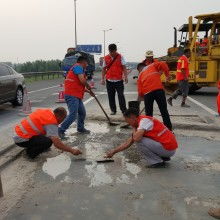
[42,154,71,179]
[125,162,141,178]
[85,162,113,187]
[184,196,219,208]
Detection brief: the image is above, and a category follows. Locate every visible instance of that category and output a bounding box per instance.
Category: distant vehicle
[0,63,25,106]
[61,50,95,79]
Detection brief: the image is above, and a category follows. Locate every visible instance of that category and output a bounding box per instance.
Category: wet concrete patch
[5,127,220,220]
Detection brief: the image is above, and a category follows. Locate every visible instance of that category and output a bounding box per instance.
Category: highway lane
[190,87,218,113]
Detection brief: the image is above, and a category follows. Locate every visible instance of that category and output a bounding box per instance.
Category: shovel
[93,95,119,126]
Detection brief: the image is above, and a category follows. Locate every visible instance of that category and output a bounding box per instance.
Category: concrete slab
[4,121,220,220]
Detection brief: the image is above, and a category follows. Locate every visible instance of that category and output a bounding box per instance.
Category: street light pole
[74,0,77,48]
[103,29,112,57]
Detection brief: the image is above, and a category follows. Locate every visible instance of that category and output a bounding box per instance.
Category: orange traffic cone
[56,84,65,103]
[18,88,32,116]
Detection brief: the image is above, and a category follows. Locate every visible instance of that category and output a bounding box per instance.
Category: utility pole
[103,29,112,57]
[74,0,77,48]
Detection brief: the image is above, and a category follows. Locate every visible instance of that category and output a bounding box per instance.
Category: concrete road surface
[1,71,220,220]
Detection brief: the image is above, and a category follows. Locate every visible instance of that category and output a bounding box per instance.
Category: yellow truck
[160,12,220,93]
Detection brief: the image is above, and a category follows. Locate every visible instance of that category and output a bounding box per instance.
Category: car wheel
[12,87,23,106]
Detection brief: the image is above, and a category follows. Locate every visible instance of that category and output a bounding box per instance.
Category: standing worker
[167,49,191,107]
[106,108,178,168]
[58,56,95,139]
[217,81,220,116]
[101,44,128,115]
[13,107,82,159]
[136,61,173,131]
[142,50,158,66]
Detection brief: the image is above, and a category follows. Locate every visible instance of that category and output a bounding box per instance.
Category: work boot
[77,128,91,134]
[110,112,116,115]
[167,97,173,106]
[208,208,220,219]
[181,103,190,108]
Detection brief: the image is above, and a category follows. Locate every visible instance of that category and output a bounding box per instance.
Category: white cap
[145,50,154,57]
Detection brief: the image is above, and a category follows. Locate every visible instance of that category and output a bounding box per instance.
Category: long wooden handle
[93,95,112,123]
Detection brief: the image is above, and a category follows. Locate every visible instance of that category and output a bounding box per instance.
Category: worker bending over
[142,50,158,66]
[168,49,191,107]
[13,107,82,159]
[106,108,178,168]
[137,61,172,131]
[59,56,95,139]
[101,44,128,115]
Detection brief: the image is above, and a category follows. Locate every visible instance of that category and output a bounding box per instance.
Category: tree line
[2,60,62,73]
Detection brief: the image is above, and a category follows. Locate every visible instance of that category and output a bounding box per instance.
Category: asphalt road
[190,87,218,112]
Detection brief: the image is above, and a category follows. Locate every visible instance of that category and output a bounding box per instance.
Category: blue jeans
[59,95,86,134]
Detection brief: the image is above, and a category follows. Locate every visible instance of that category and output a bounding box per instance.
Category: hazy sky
[1,0,220,63]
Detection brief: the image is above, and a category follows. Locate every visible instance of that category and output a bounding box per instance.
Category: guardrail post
[0,174,3,197]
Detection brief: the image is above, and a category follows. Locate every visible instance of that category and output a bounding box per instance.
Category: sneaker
[167,97,173,106]
[181,103,190,108]
[147,162,166,168]
[58,131,66,140]
[110,112,116,115]
[77,128,91,134]
[161,157,171,162]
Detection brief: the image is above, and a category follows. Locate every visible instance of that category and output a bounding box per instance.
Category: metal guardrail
[21,71,65,80]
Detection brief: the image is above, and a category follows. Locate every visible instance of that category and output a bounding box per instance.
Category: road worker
[13,107,82,159]
[58,56,95,139]
[142,50,158,66]
[105,108,178,168]
[167,49,191,107]
[137,61,173,131]
[217,81,220,116]
[101,44,128,115]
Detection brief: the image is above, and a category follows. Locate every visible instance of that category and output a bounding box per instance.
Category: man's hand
[105,150,115,158]
[124,76,128,84]
[70,148,82,156]
[101,79,105,85]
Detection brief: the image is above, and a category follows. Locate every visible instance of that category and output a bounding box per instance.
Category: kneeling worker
[106,108,178,168]
[13,107,82,159]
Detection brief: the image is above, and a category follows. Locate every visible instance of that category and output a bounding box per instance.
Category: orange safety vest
[104,53,123,80]
[15,109,58,139]
[137,61,169,96]
[138,115,178,151]
[176,55,190,81]
[64,64,86,99]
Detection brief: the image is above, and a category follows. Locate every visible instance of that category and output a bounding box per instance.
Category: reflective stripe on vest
[157,127,168,137]
[18,117,41,135]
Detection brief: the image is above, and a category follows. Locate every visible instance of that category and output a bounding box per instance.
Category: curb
[0,145,24,171]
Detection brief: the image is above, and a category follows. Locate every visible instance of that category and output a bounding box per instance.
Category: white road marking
[188,96,218,115]
[84,97,96,105]
[28,85,60,94]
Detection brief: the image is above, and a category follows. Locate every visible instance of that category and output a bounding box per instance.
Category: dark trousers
[16,135,52,159]
[106,80,127,113]
[144,89,172,131]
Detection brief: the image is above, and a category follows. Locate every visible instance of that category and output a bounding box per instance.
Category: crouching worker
[13,107,82,159]
[106,108,178,168]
